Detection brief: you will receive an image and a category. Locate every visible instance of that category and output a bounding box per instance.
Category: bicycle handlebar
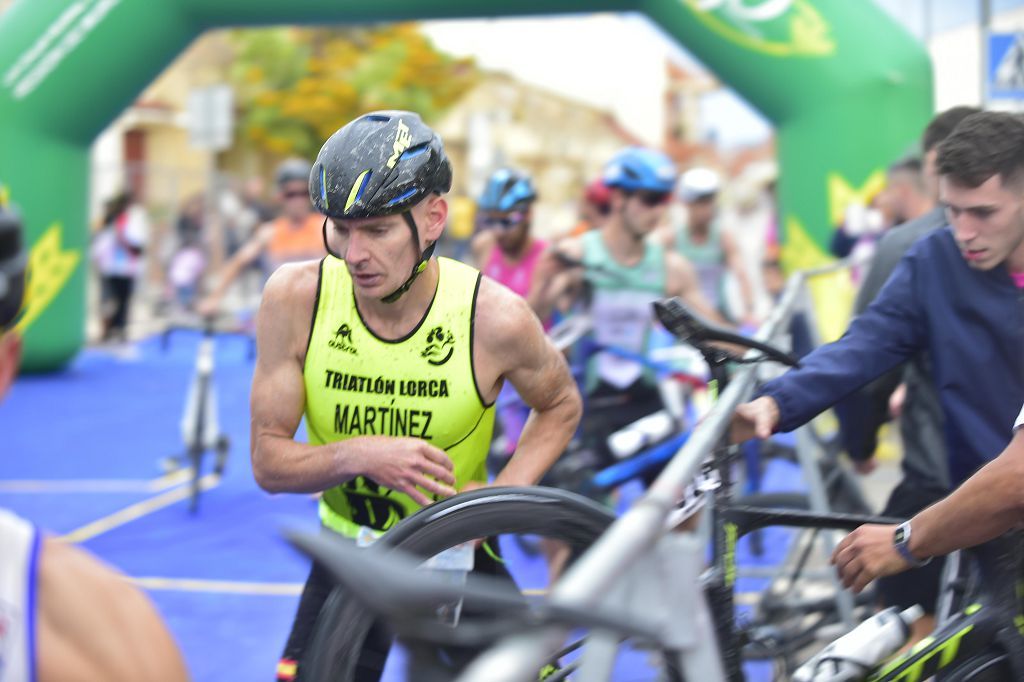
[285,526,661,646]
[550,250,631,286]
[161,312,252,339]
[653,297,800,368]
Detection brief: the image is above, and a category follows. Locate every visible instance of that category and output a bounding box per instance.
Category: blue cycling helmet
[478,168,537,212]
[602,147,677,194]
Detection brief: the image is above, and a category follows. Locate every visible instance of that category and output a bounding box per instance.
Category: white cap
[744,160,777,185]
[678,168,721,202]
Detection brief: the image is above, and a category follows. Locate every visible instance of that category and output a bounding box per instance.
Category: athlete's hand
[852,457,878,475]
[730,396,779,443]
[831,524,912,593]
[889,382,907,419]
[196,295,221,318]
[358,438,457,506]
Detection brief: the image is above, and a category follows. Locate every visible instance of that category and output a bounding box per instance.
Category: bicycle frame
[853,533,1024,681]
[458,257,875,682]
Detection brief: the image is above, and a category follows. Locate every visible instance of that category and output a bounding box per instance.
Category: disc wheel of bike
[301,486,671,682]
[936,646,1013,681]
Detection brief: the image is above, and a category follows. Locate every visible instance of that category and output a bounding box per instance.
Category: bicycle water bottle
[792,605,923,682]
[607,410,676,459]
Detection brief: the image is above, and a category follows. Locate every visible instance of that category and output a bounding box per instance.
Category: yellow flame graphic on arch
[15,223,80,335]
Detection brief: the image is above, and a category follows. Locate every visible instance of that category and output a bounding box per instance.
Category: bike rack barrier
[458,258,863,682]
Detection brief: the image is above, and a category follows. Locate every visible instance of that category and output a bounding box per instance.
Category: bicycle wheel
[301,486,616,682]
[936,647,1012,681]
[735,492,874,675]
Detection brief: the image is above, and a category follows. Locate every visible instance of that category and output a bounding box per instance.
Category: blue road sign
[989,32,1024,100]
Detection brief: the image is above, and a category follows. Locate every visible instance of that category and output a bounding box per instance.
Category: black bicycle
[294,298,904,681]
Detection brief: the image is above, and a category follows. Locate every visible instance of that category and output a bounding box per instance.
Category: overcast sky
[423,1,1024,149]
[422,13,770,149]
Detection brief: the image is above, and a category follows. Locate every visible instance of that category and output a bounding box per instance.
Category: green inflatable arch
[0,0,930,371]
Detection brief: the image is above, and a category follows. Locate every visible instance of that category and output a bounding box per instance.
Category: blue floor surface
[0,332,807,681]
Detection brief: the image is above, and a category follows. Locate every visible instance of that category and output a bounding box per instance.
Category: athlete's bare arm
[665,250,730,326]
[475,278,583,486]
[652,224,676,250]
[249,262,456,504]
[721,229,757,322]
[197,224,273,314]
[526,237,585,321]
[36,539,189,682]
[469,230,496,271]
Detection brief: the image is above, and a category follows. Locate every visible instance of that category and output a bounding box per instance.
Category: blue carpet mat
[0,333,808,681]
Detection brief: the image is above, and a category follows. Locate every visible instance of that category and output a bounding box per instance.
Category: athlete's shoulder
[264,259,323,301]
[37,538,189,681]
[551,233,586,260]
[664,248,697,277]
[474,274,540,344]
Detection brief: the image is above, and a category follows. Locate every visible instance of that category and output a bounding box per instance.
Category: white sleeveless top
[1016,403,1024,431]
[0,509,39,682]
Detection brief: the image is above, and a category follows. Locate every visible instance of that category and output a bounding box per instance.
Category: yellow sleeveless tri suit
[303,256,495,538]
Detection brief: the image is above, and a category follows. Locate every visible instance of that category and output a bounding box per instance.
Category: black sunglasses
[482,212,526,230]
[629,190,671,207]
[283,190,308,200]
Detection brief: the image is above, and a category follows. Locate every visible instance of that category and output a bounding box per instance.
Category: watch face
[894,525,908,544]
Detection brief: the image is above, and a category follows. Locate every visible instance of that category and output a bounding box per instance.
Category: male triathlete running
[656,167,758,325]
[0,197,188,682]
[530,147,723,481]
[731,111,1024,616]
[198,158,324,315]
[253,111,581,681]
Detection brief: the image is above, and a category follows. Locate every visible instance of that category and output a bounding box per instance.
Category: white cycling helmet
[678,167,721,202]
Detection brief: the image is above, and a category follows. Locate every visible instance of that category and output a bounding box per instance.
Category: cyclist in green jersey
[529,147,724,482]
[655,167,758,325]
[253,111,582,681]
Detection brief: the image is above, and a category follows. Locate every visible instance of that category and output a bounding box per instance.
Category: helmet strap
[381,211,435,304]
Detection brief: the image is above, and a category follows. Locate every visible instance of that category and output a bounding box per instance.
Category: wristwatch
[893,521,931,568]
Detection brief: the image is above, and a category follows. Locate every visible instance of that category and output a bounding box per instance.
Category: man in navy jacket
[732,111,1024,609]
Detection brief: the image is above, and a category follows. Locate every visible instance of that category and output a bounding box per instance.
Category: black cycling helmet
[310,110,452,303]
[275,158,313,188]
[0,190,27,330]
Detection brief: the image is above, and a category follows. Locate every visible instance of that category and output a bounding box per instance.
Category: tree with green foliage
[230,24,478,160]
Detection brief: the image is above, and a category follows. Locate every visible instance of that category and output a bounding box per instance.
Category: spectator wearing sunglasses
[198,158,324,316]
[529,147,725,484]
[656,167,758,326]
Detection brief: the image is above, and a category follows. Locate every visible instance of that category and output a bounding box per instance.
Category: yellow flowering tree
[230,24,478,160]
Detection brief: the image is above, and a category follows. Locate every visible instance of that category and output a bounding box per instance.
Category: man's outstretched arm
[832,425,1024,593]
